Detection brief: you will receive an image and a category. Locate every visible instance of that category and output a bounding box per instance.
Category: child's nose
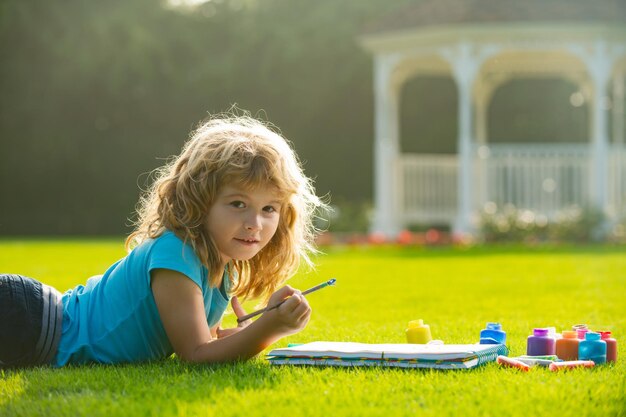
[245,213,262,231]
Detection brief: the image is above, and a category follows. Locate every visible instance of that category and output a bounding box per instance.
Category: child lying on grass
[0,112,325,367]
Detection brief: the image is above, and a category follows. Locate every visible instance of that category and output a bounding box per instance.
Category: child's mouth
[235,238,259,245]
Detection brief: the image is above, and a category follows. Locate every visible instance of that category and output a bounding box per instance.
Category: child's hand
[216,296,250,339]
[262,286,311,337]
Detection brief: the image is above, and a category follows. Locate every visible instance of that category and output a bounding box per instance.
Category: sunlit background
[1,0,625,242]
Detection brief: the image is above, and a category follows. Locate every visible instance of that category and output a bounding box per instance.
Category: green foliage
[480,204,608,243]
[320,199,372,233]
[0,240,625,416]
[0,0,413,235]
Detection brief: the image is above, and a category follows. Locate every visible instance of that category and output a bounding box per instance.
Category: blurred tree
[0,0,414,235]
[2,0,602,235]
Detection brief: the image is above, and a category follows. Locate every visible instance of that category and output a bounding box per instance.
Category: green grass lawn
[1,240,625,417]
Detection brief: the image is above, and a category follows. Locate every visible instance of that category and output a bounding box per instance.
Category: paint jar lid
[572,324,588,330]
[562,331,577,339]
[599,331,613,340]
[533,328,549,337]
[577,328,589,338]
[486,322,502,330]
[585,332,601,341]
[408,319,427,328]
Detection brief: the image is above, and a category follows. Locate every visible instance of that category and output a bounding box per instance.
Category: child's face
[206,184,282,265]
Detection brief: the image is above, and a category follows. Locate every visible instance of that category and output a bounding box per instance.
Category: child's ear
[282,203,296,228]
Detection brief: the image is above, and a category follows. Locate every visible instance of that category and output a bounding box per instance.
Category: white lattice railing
[398,154,457,224]
[481,144,590,219]
[398,144,625,227]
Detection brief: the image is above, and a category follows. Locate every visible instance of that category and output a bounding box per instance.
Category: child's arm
[151,269,311,363]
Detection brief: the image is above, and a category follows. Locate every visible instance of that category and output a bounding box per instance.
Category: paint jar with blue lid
[579,332,607,364]
[480,322,506,344]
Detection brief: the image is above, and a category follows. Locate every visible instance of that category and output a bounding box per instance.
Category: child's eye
[229,201,246,209]
[263,205,278,213]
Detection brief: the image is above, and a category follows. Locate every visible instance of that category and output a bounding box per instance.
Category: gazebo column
[613,70,624,218]
[474,80,489,210]
[473,74,505,211]
[371,53,402,237]
[589,42,611,216]
[443,43,486,236]
[614,71,625,146]
[571,41,614,216]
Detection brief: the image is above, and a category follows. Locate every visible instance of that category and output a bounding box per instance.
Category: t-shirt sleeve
[147,232,204,290]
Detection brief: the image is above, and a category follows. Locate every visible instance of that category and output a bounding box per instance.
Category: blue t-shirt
[54,231,231,366]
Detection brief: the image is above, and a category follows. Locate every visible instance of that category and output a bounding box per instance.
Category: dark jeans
[0,274,63,368]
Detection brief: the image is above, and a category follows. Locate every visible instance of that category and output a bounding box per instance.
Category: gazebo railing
[398,154,457,224]
[398,143,624,227]
[480,144,590,219]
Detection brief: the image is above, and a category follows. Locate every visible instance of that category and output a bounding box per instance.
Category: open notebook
[267,342,508,369]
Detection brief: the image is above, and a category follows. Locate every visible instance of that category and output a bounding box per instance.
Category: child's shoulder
[148,230,187,250]
[130,230,186,255]
[153,229,179,243]
[133,230,204,274]
[148,230,199,260]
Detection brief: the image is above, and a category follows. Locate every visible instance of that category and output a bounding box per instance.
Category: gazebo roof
[363,0,626,35]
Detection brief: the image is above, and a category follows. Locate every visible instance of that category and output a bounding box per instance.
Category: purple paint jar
[527,328,556,356]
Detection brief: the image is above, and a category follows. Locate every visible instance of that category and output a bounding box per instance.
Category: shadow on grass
[1,359,290,416]
[2,358,282,393]
[1,356,480,403]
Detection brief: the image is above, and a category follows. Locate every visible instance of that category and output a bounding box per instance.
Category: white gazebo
[360,0,626,238]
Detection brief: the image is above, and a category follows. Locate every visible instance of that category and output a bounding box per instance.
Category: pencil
[236,278,336,323]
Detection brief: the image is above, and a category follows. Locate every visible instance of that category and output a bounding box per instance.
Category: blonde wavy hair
[126,113,325,302]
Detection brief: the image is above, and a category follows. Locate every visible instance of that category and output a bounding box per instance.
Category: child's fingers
[231,296,247,317]
[280,294,311,325]
[280,292,304,313]
[291,295,309,315]
[210,322,221,338]
[216,327,241,339]
[231,296,252,326]
[271,286,296,302]
[299,310,311,326]
[293,302,311,322]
